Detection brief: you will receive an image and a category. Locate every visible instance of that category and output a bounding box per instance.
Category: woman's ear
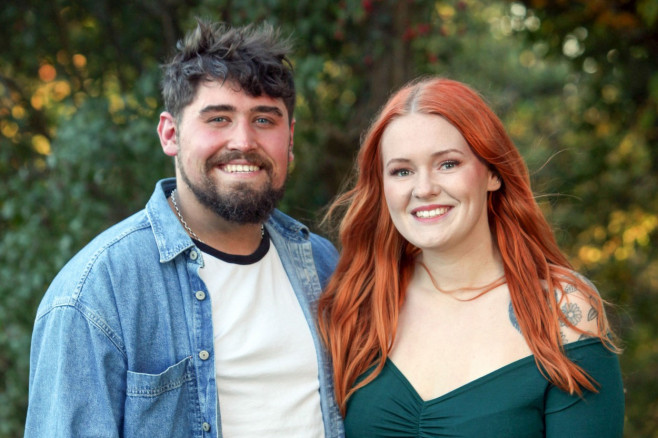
[488,172,502,192]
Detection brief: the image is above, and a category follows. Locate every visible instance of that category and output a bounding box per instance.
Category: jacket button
[195,291,206,301]
[199,350,210,360]
[202,422,211,432]
[190,250,198,260]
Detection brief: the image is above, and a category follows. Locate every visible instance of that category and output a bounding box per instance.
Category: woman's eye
[439,160,459,170]
[391,168,411,177]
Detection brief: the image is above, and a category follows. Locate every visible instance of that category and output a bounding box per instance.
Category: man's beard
[178,151,286,224]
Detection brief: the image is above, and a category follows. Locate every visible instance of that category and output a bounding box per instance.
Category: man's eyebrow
[198,104,284,118]
[199,104,235,114]
[251,105,284,117]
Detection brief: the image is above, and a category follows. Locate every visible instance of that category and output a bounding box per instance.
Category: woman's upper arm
[544,341,625,438]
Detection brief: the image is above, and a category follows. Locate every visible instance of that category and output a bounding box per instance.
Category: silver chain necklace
[170,188,264,243]
[171,188,205,243]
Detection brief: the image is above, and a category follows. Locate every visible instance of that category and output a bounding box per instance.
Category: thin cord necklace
[170,188,264,244]
[418,261,506,302]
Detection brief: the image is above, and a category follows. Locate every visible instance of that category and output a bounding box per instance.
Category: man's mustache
[207,151,272,173]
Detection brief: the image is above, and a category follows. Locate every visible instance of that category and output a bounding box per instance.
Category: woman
[318,77,624,437]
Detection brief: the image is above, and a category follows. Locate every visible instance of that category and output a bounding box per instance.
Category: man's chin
[202,185,285,224]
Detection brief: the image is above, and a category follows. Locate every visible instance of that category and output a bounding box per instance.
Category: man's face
[159,80,295,224]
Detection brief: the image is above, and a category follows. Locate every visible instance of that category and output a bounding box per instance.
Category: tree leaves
[1,1,655,436]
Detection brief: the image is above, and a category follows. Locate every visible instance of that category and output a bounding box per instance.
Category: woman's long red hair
[318,77,617,414]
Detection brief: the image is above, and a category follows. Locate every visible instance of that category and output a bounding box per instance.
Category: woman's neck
[417,238,504,293]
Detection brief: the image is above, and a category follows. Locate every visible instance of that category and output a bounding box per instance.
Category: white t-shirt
[197,234,325,438]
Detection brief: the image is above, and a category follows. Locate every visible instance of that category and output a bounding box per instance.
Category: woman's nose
[412,173,440,199]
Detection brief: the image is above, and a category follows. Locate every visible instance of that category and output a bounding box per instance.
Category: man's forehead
[199,80,282,100]
[188,80,284,110]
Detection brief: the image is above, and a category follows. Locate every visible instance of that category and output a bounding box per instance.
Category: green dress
[344,338,624,437]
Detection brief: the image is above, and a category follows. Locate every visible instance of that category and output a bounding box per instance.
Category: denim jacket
[26,178,344,438]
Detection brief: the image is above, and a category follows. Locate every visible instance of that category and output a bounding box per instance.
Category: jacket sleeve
[25,302,126,438]
[544,340,625,438]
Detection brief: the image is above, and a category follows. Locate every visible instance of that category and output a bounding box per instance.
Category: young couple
[26,20,623,437]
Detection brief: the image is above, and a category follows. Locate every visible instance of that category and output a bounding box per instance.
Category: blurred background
[1,0,656,436]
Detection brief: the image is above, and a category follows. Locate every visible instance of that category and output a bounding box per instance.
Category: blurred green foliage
[1,0,656,436]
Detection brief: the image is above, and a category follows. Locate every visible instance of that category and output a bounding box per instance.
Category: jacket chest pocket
[125,356,202,437]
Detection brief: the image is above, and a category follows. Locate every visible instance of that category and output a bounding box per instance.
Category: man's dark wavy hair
[161,19,295,123]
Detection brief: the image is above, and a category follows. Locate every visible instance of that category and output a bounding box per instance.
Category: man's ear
[288,118,295,162]
[157,112,178,157]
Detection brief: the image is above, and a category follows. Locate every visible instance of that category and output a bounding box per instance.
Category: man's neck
[168,190,266,256]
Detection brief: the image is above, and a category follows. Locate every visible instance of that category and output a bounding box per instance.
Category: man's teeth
[415,207,448,218]
[224,164,259,173]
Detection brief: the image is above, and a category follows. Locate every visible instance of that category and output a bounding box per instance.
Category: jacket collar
[146,178,311,263]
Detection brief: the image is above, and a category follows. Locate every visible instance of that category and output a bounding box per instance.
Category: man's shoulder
[269,210,335,249]
[38,210,154,310]
[77,209,154,262]
[308,232,338,258]
[93,209,152,245]
[268,210,338,284]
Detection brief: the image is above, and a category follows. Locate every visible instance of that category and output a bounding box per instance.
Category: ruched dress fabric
[344,338,624,438]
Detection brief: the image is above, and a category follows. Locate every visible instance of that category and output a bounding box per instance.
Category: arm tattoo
[508,301,521,333]
[560,302,583,327]
[587,296,599,321]
[563,283,577,294]
[510,280,598,341]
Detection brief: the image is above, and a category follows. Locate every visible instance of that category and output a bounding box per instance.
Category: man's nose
[227,120,257,151]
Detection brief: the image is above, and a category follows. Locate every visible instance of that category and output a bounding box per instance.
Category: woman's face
[380,113,500,255]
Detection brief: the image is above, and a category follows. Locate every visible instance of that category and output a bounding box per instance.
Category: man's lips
[221,163,261,173]
[208,151,271,173]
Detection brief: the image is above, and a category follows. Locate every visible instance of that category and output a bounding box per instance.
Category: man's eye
[255,117,273,125]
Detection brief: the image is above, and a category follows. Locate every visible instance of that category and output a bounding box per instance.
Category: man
[25,20,343,437]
